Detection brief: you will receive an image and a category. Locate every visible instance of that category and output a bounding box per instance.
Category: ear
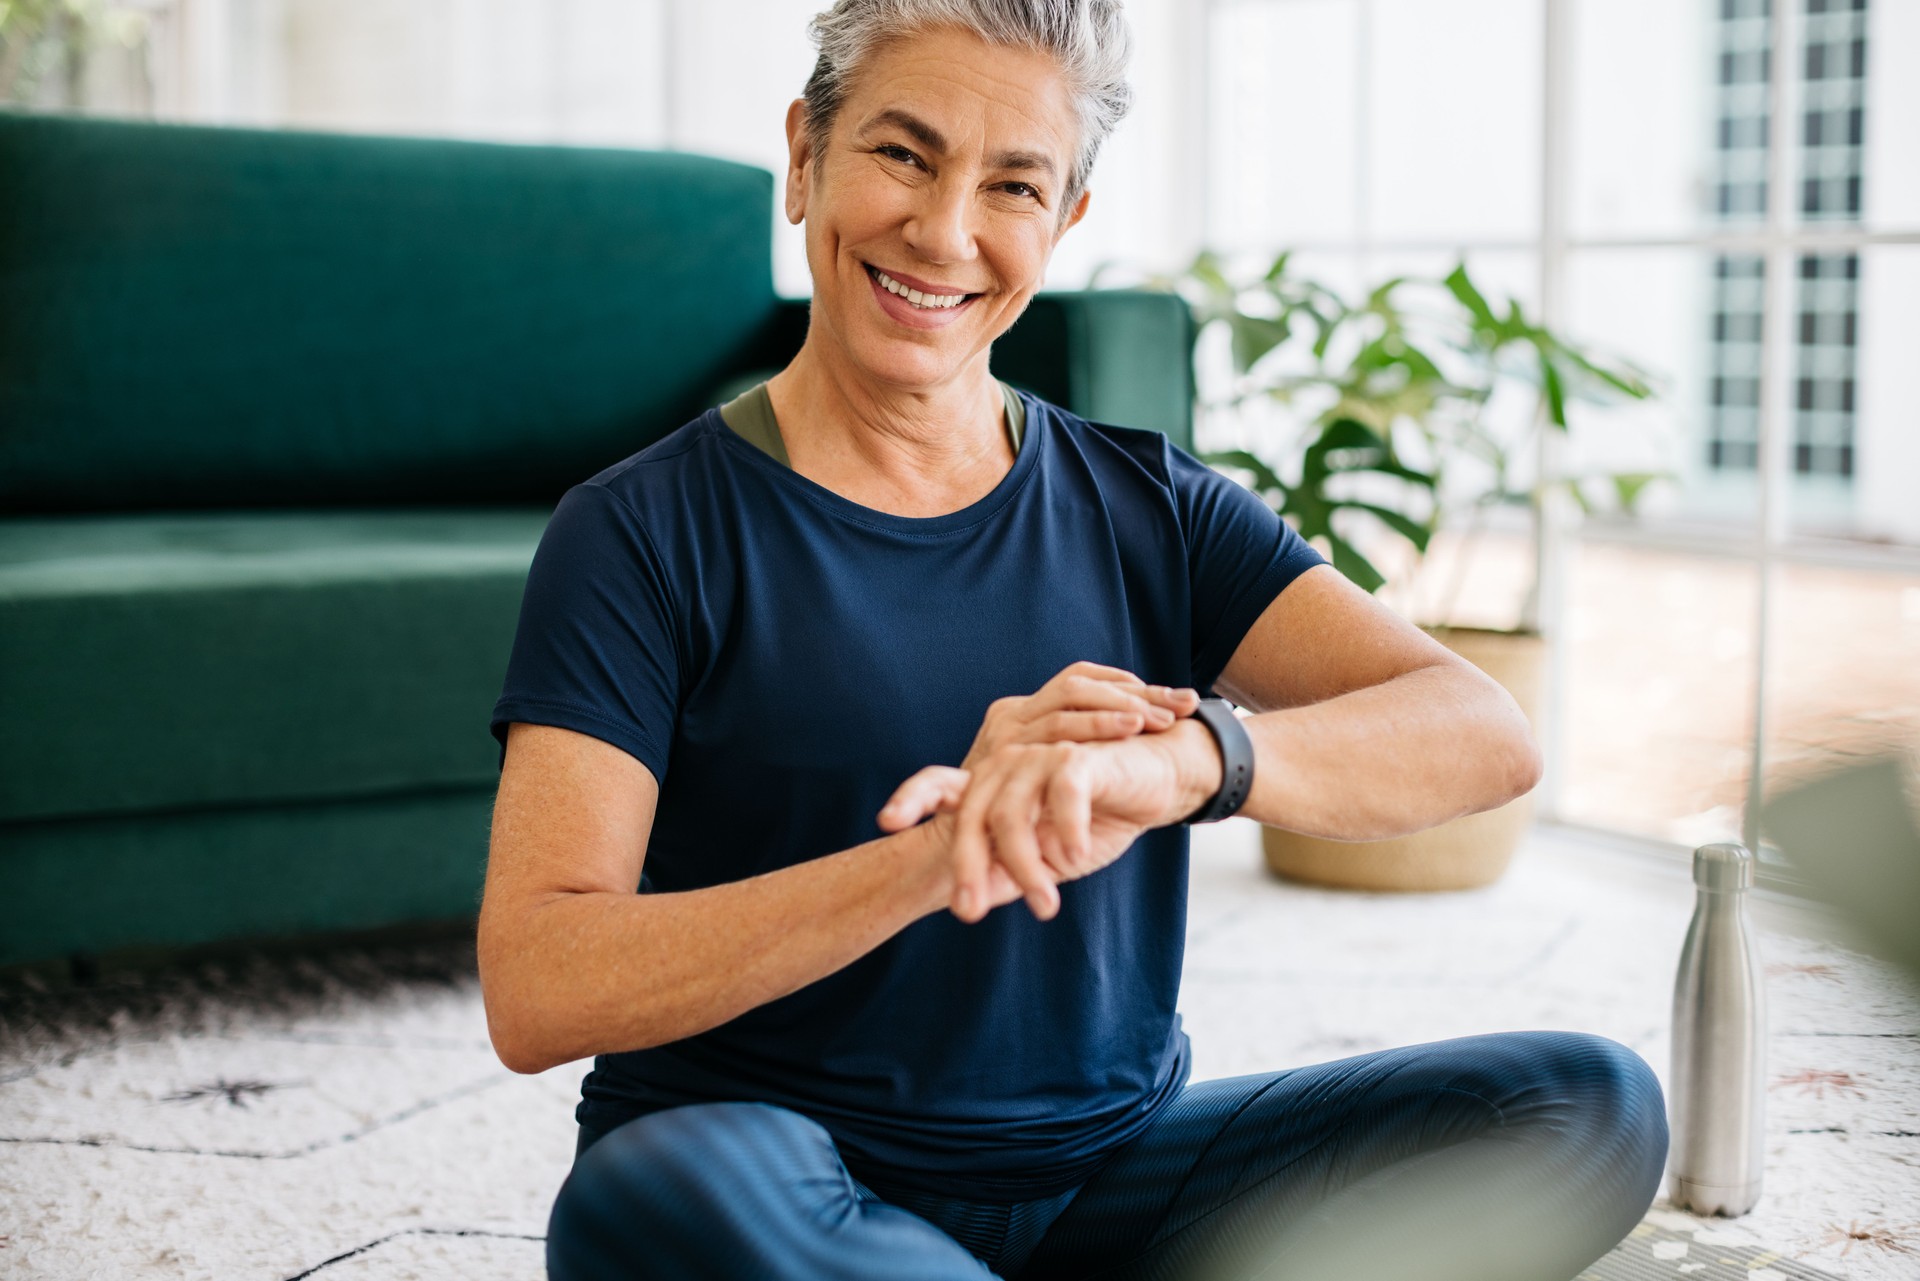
[1055,188,1092,242]
[783,99,813,225]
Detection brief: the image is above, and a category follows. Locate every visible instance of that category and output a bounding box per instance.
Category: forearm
[479,821,950,1074]
[1160,663,1541,841]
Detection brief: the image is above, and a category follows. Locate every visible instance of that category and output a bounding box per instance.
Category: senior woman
[480,2,1667,1278]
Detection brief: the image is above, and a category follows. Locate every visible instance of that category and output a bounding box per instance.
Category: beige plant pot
[1260,626,1546,892]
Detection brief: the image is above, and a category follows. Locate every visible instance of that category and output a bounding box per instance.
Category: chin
[845,331,973,392]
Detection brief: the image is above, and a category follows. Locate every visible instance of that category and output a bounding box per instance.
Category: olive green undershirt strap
[719,382,791,467]
[719,381,1025,469]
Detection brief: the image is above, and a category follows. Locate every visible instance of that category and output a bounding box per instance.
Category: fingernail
[956,888,976,917]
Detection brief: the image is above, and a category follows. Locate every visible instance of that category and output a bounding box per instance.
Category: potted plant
[1161,251,1661,889]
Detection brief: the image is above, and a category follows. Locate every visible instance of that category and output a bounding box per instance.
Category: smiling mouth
[864,264,979,311]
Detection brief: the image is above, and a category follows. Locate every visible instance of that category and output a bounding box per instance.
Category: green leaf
[1539,350,1568,427]
[1503,298,1531,339]
[1184,253,1236,317]
[1201,449,1286,495]
[1371,458,1441,489]
[1343,501,1435,552]
[1560,345,1654,400]
[1444,263,1498,330]
[1610,471,1665,509]
[1229,313,1293,373]
[1366,276,1409,312]
[1306,304,1338,359]
[1323,531,1387,594]
[1314,417,1388,452]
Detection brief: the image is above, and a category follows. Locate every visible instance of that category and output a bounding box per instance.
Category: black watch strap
[1180,698,1254,824]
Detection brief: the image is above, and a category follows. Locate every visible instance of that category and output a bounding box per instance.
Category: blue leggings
[547,1031,1667,1280]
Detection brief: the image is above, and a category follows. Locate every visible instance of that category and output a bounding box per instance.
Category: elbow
[1505,727,1545,804]
[477,928,564,1075]
[1467,670,1543,811]
[491,1029,558,1077]
[1489,687,1545,806]
[482,994,560,1075]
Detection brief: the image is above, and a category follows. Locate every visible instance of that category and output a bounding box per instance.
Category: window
[1206,0,1920,858]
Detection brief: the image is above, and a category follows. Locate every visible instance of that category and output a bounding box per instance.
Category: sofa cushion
[0,510,547,824]
[0,115,779,512]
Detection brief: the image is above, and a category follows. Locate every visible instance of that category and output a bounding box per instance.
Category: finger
[1043,761,1097,876]
[877,766,970,831]
[949,763,1002,924]
[1150,685,1202,716]
[1028,708,1150,744]
[981,862,1029,912]
[1036,813,1072,880]
[1033,674,1168,726]
[986,759,1061,921]
[1056,660,1147,686]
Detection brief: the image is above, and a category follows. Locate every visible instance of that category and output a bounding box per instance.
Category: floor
[1385,529,1920,850]
[1,820,1915,1280]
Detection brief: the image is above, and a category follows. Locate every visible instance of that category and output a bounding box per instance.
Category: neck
[764,335,1011,518]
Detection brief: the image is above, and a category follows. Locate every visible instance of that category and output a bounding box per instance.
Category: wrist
[896,813,958,918]
[1153,717,1225,825]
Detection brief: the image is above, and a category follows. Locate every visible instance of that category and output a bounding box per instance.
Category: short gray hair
[802,0,1133,214]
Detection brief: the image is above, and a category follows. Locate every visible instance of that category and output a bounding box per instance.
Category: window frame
[1203,0,1920,867]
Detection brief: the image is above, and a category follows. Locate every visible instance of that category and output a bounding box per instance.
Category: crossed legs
[547,1030,1667,1280]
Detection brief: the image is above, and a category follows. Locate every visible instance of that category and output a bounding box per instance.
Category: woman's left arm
[886,564,1544,919]
[1171,563,1543,841]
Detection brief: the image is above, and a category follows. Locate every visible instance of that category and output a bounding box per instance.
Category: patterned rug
[1587,1212,1846,1280]
[3,827,1914,1279]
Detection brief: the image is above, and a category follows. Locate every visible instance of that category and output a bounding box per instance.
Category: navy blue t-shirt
[490,392,1324,1199]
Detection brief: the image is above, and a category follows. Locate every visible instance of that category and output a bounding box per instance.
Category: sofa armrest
[764,289,1195,451]
[995,290,1196,451]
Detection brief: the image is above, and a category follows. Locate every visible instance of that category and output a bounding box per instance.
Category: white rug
[1,822,1915,1279]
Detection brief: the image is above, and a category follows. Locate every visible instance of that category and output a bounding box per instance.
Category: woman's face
[784,24,1090,395]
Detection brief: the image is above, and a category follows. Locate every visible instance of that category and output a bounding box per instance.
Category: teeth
[874,268,968,309]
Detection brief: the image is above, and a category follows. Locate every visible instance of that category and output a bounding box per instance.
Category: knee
[548,1103,839,1280]
[1508,1032,1669,1191]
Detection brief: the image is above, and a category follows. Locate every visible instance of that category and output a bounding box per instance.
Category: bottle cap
[1693,841,1755,890]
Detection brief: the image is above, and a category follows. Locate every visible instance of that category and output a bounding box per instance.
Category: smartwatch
[1180,697,1255,824]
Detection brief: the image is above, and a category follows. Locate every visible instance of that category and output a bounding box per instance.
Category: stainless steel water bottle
[1668,841,1767,1216]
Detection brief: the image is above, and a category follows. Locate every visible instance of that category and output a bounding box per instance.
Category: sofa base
[0,789,495,968]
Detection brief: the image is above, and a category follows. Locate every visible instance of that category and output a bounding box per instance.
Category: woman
[479,2,1668,1277]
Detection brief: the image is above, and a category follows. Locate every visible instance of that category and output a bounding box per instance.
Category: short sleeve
[1167,443,1327,693]
[489,482,682,782]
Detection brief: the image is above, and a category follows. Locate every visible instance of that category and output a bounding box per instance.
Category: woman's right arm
[477,721,980,1075]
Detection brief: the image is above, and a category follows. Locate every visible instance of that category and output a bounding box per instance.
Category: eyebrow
[863,107,1058,180]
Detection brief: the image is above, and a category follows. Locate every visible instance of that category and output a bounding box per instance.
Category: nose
[903,178,978,267]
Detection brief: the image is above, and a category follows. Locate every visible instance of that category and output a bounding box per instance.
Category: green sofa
[0,113,1194,970]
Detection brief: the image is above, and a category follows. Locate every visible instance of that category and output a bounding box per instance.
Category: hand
[878,662,1198,922]
[960,661,1198,770]
[882,722,1219,924]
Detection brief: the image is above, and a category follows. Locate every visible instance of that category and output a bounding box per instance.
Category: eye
[1001,181,1042,201]
[875,144,922,168]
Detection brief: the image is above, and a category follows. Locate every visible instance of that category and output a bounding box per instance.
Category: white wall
[172,0,668,145]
